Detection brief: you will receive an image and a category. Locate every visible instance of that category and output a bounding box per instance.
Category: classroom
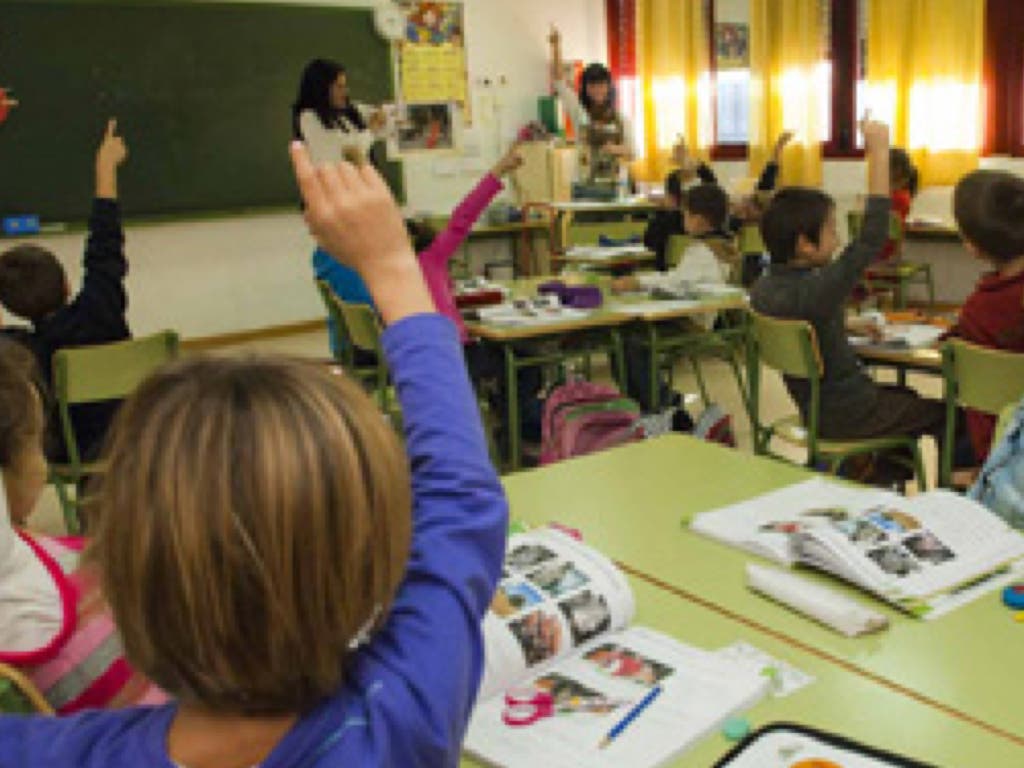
[0,0,1023,766]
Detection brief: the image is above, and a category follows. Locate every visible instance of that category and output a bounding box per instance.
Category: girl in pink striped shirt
[0,337,163,713]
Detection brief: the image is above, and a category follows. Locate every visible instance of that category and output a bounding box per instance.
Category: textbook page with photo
[465,528,770,768]
[689,478,1024,619]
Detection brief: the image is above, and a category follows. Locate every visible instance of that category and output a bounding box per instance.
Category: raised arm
[66,119,128,335]
[290,144,508,750]
[419,144,523,269]
[800,120,891,313]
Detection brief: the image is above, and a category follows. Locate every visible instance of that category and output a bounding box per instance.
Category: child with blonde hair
[0,145,508,767]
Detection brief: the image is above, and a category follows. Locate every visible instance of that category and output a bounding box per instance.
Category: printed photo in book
[466,528,769,768]
[689,478,1024,618]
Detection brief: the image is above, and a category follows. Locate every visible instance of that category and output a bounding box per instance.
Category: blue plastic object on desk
[1001,584,1024,610]
[2,215,40,235]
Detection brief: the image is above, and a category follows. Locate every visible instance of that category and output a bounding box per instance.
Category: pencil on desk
[597,683,663,750]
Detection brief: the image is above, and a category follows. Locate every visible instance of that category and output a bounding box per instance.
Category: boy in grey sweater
[750,121,944,457]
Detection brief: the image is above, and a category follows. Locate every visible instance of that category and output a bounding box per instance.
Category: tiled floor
[31,327,943,536]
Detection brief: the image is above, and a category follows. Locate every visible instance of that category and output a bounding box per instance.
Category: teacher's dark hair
[579,63,615,116]
[291,58,366,140]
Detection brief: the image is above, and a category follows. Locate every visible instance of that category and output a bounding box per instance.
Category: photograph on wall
[395,102,456,152]
[715,23,749,69]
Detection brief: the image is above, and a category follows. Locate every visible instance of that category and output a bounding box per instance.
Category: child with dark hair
[752,122,946,476]
[612,183,738,412]
[549,26,633,195]
[948,169,1024,460]
[0,120,130,462]
[644,132,792,278]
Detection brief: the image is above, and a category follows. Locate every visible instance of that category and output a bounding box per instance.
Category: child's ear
[795,233,816,258]
[960,237,985,261]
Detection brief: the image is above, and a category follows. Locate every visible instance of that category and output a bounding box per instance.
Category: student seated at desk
[614,183,737,293]
[611,185,736,414]
[0,120,130,463]
[948,170,1024,461]
[0,338,164,713]
[0,145,508,767]
[751,120,947,484]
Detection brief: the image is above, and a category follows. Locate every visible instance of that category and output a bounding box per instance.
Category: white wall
[14,0,606,340]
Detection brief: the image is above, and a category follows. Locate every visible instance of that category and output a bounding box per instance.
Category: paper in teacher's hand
[746,563,889,638]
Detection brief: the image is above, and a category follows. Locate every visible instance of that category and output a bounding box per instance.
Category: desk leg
[647,324,659,411]
[504,344,521,470]
[611,328,626,389]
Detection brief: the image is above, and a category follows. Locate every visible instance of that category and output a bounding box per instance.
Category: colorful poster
[715,23,749,69]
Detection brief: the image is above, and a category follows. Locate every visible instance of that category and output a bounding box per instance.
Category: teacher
[548,26,634,200]
[292,58,385,360]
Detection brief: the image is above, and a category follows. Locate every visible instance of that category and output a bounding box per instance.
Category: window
[706,0,865,158]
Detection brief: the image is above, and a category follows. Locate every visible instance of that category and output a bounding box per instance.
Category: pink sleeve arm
[419,174,504,267]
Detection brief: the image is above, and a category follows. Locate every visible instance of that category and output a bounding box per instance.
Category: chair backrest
[53,331,180,407]
[737,224,765,256]
[943,339,1024,415]
[316,279,354,365]
[665,234,693,268]
[847,210,903,242]
[566,219,647,247]
[337,299,384,354]
[749,311,823,379]
[0,661,53,714]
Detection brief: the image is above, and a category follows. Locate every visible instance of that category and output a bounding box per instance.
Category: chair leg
[911,441,927,491]
[689,356,711,406]
[53,479,81,536]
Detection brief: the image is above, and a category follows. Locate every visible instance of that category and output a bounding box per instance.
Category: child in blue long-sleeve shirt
[0,144,509,768]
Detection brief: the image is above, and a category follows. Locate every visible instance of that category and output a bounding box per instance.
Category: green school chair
[335,297,394,413]
[50,330,180,535]
[747,311,926,487]
[940,340,1024,487]
[315,280,381,382]
[0,661,52,714]
[848,210,935,309]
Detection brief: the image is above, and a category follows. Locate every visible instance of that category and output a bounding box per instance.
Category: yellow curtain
[632,0,712,183]
[748,0,825,186]
[866,0,983,186]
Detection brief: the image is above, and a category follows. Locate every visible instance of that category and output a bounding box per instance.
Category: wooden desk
[501,436,1024,744]
[855,342,942,387]
[461,573,1024,766]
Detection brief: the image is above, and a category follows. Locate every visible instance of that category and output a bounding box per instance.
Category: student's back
[0,122,131,461]
[0,146,507,768]
[949,170,1024,459]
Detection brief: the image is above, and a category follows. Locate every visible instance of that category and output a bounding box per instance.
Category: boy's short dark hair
[683,183,728,230]
[760,187,835,265]
[954,170,1024,263]
[0,245,67,322]
[664,169,683,202]
[405,219,437,253]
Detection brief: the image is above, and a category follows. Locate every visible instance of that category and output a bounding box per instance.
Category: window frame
[984,0,1024,157]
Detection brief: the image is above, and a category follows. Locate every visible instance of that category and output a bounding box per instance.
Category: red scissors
[502,687,629,727]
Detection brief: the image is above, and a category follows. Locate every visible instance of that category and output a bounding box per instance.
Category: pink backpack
[540,381,644,465]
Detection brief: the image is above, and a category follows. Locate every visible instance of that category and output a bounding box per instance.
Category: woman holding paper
[291,58,386,166]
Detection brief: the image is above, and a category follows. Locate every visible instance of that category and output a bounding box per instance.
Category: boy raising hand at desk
[0,119,131,462]
[752,120,946,483]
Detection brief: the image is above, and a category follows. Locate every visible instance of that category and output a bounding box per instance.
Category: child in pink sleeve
[415,143,524,342]
[413,144,544,447]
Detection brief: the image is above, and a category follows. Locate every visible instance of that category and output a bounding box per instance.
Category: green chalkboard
[0,0,403,222]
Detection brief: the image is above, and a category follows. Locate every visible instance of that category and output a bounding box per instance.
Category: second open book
[689,477,1024,619]
[465,528,770,768]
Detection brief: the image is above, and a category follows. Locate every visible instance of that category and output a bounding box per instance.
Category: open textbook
[690,478,1024,618]
[465,528,769,768]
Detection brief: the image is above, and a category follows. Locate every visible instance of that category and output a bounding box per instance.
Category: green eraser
[722,716,750,741]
